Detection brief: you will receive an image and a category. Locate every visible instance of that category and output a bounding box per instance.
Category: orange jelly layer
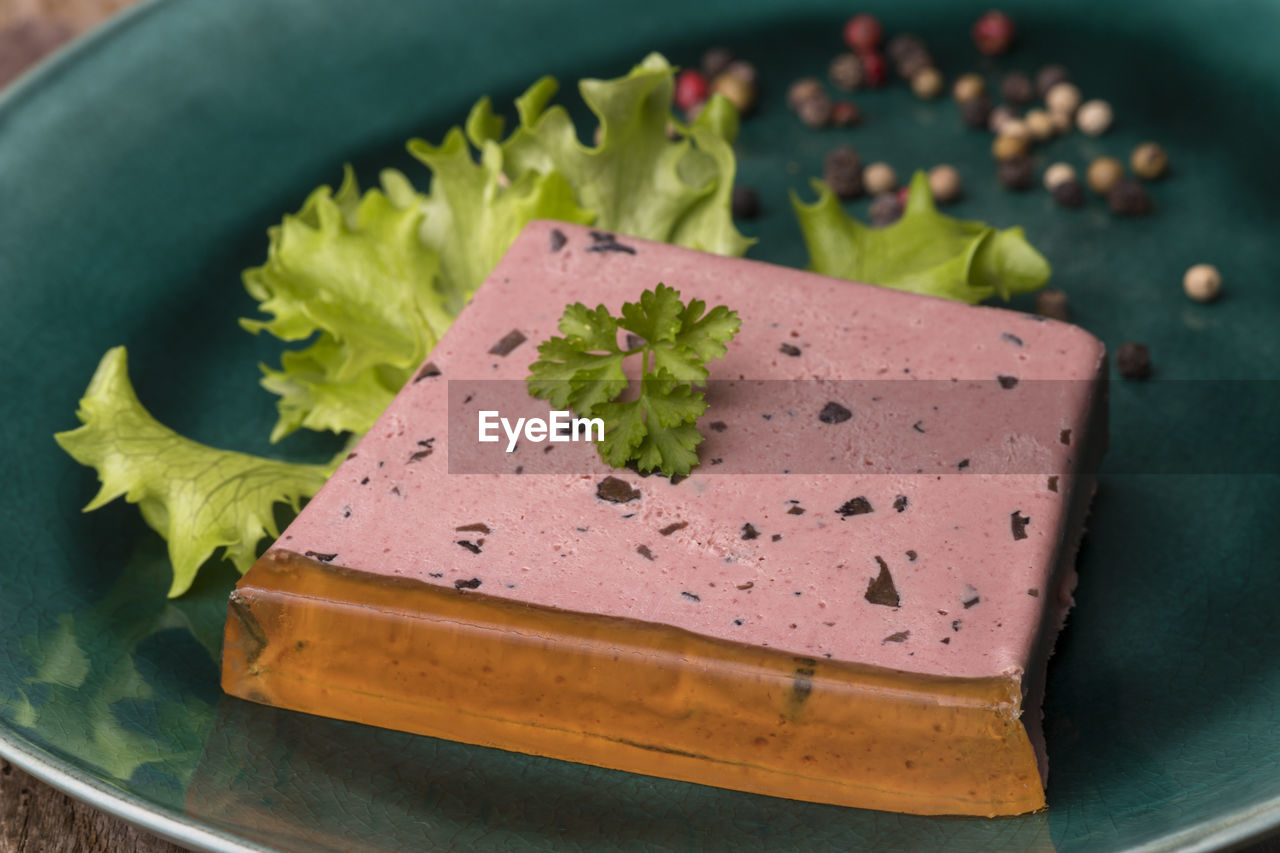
[222,549,1045,816]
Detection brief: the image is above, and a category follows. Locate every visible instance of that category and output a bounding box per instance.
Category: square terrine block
[222,220,1106,816]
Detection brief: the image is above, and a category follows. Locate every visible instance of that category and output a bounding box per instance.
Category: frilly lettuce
[54,348,335,597]
[792,171,1050,303]
[58,54,748,596]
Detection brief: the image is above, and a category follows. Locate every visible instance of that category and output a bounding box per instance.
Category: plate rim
[0,0,1278,850]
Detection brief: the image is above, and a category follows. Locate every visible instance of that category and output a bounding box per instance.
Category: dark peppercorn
[960,95,993,129]
[1108,177,1153,216]
[1116,342,1152,379]
[828,52,864,91]
[1036,64,1070,98]
[702,46,734,79]
[1035,288,1070,321]
[831,100,862,127]
[1000,71,1034,106]
[997,156,1034,190]
[869,192,904,227]
[1052,178,1086,208]
[731,185,761,219]
[823,146,864,199]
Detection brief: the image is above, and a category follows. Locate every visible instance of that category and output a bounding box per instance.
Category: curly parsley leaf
[527,285,739,477]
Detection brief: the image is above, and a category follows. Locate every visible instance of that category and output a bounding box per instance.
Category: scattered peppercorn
[1049,109,1073,134]
[1086,156,1125,195]
[1035,64,1070,98]
[702,47,734,80]
[824,146,864,198]
[1115,342,1152,380]
[928,164,963,203]
[674,70,709,112]
[712,72,756,114]
[1001,118,1031,142]
[1183,263,1222,302]
[1131,142,1169,180]
[843,13,883,53]
[863,161,898,195]
[988,105,1018,134]
[831,100,862,127]
[1043,161,1076,191]
[1076,99,1113,136]
[787,77,824,112]
[896,48,933,81]
[886,33,926,63]
[798,93,835,128]
[859,52,888,88]
[1024,108,1055,141]
[1000,71,1034,105]
[731,185,761,220]
[960,95,993,128]
[1107,177,1152,216]
[997,156,1034,190]
[953,72,986,102]
[1035,288,1070,320]
[1052,178,1085,208]
[992,133,1030,161]
[972,9,1016,56]
[869,192,904,227]
[724,60,758,86]
[1045,81,1082,117]
[910,67,944,99]
[829,53,864,91]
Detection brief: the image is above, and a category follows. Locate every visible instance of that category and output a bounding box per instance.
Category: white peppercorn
[928,164,963,203]
[1183,264,1222,302]
[1045,81,1082,117]
[953,72,986,102]
[829,53,864,91]
[863,161,898,195]
[911,67,944,99]
[992,133,1030,161]
[797,93,834,128]
[713,73,756,115]
[1025,108,1055,141]
[1043,162,1076,191]
[1131,142,1169,180]
[1086,156,1125,195]
[988,105,1018,134]
[1076,99,1113,136]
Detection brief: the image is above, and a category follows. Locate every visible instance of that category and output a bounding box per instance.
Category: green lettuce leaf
[53,348,335,597]
[792,170,1050,303]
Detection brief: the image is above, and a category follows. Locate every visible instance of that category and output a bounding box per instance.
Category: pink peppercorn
[843,14,883,53]
[674,70,709,112]
[859,51,888,88]
[972,10,1016,56]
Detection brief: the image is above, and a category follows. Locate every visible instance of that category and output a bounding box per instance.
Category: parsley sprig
[527,284,740,477]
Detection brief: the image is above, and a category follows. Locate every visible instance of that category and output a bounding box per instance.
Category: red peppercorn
[972,10,1016,56]
[674,70,709,112]
[858,51,888,88]
[843,14,883,53]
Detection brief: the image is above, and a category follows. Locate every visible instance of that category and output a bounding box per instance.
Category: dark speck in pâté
[456,540,483,555]
[818,402,853,424]
[710,458,723,465]
[1001,332,1023,347]
[787,505,806,515]
[741,523,760,540]
[709,421,727,432]
[772,533,783,542]
[659,521,688,536]
[1028,588,1040,597]
[463,394,473,404]
[636,544,656,560]
[1047,476,1059,492]
[836,496,873,517]
[865,556,900,607]
[597,476,641,503]
[669,473,687,486]
[883,631,910,643]
[762,413,772,420]
[1060,429,1072,445]
[304,550,337,563]
[912,421,926,434]
[549,229,567,251]
[906,549,917,561]
[893,495,908,513]
[1011,511,1031,540]
[997,375,1019,390]
[681,591,701,602]
[412,362,441,382]
[360,477,370,485]
[456,522,491,534]
[428,572,444,578]
[342,505,352,518]
[780,343,801,357]
[586,231,637,254]
[733,618,744,625]
[957,459,970,470]
[454,577,482,590]
[489,330,527,356]
[621,513,636,519]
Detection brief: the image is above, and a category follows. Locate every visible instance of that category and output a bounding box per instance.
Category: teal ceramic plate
[2,0,1277,850]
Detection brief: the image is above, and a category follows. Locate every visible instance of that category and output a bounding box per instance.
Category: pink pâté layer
[222,220,1106,816]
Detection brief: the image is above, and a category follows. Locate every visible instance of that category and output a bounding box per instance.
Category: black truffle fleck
[681,591,701,602]
[636,544,656,561]
[456,540,482,554]
[787,505,806,515]
[779,343,801,357]
[912,420,926,434]
[489,330,527,356]
[1001,332,1024,347]
[456,522,491,534]
[905,549,917,562]
[741,523,760,540]
[709,421,728,432]
[454,578,482,590]
[836,496,874,517]
[304,550,337,563]
[1060,429,1072,445]
[586,231,637,254]
[893,495,908,513]
[771,534,783,542]
[818,401,853,424]
[597,476,641,503]
[883,631,911,644]
[659,521,688,536]
[412,362,441,382]
[957,459,970,470]
[549,228,567,252]
[1011,511,1031,540]
[997,375,1019,390]
[1047,476,1059,492]
[865,556,900,607]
